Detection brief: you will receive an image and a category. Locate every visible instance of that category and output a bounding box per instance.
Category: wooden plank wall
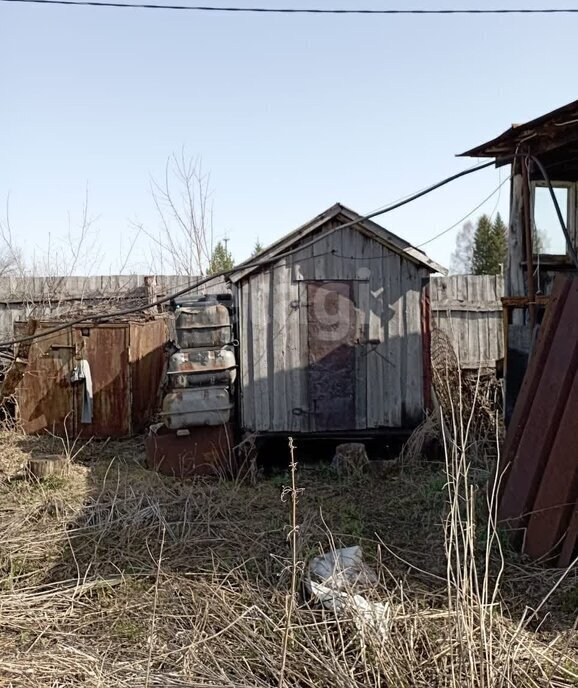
[430,274,504,369]
[0,274,230,339]
[238,225,429,433]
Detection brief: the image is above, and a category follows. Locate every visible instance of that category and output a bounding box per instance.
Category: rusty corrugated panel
[525,368,578,560]
[129,318,168,433]
[145,424,236,478]
[558,502,578,567]
[16,318,168,439]
[500,276,571,485]
[73,324,131,438]
[499,275,578,563]
[16,324,75,435]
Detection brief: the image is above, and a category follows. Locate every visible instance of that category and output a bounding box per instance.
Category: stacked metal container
[160,295,236,430]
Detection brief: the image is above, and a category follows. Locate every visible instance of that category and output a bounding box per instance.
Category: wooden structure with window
[226,203,444,437]
[461,99,578,420]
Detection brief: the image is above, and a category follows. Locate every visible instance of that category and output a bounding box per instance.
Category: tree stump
[331,443,370,477]
[26,455,68,482]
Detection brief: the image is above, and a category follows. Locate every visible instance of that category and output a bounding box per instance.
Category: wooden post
[26,454,68,481]
[144,275,158,312]
[521,158,536,330]
[507,170,527,322]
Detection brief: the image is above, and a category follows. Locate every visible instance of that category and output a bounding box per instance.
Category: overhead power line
[417,175,510,248]
[3,0,578,13]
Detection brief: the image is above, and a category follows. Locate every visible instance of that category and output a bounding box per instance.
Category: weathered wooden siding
[238,226,429,433]
[430,274,504,369]
[0,273,230,339]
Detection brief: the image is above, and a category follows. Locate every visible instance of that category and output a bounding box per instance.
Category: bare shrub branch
[141,150,214,276]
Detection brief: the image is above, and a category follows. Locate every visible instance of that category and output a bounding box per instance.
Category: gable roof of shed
[229,203,446,283]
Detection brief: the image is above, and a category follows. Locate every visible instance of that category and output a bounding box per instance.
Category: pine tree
[207,241,234,275]
[492,212,507,268]
[251,239,263,257]
[471,214,507,275]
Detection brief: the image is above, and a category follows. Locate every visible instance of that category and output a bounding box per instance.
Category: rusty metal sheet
[16,318,168,438]
[558,502,578,567]
[499,275,578,563]
[499,278,578,530]
[525,367,578,560]
[72,324,131,438]
[16,324,75,435]
[145,424,236,478]
[500,276,571,483]
[129,319,168,433]
[307,281,356,431]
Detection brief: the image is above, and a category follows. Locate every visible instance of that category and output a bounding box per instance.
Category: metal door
[307,281,356,431]
[72,325,131,438]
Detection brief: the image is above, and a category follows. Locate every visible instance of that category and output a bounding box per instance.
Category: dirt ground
[1,431,577,687]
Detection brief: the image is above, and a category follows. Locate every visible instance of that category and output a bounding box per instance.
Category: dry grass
[0,421,577,687]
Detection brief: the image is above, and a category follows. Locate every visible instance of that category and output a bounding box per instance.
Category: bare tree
[138,151,214,276]
[0,189,107,322]
[450,220,475,274]
[0,197,27,279]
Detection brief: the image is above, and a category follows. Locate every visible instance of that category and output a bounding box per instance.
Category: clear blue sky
[2,0,577,274]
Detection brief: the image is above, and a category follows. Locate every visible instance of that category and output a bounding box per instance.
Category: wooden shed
[228,204,444,436]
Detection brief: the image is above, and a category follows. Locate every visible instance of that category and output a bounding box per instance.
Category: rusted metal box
[160,386,233,429]
[15,318,168,438]
[167,346,236,388]
[175,304,232,349]
[145,424,236,478]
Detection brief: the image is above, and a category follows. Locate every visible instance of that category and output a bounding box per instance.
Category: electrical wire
[4,0,578,12]
[417,175,510,248]
[0,159,496,348]
[363,160,497,218]
[324,176,509,260]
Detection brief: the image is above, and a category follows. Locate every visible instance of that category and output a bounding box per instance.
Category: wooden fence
[0,274,229,341]
[0,271,504,372]
[429,274,504,369]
